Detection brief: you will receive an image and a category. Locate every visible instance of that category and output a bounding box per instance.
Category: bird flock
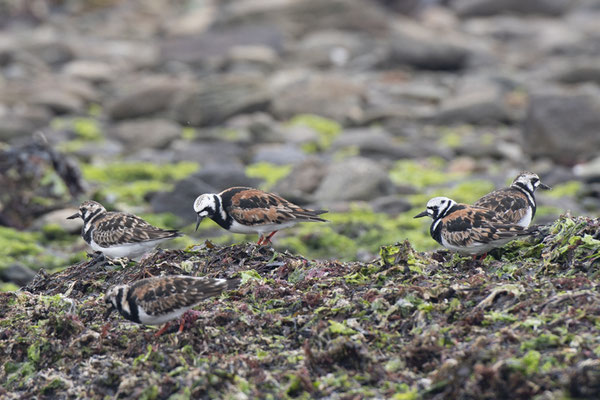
[67,172,550,336]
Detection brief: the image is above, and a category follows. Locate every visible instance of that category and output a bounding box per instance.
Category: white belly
[90,238,168,259]
[228,220,298,235]
[516,207,533,228]
[137,307,189,325]
[441,236,514,255]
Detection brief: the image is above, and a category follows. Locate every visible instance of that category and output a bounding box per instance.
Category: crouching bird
[104,275,240,336]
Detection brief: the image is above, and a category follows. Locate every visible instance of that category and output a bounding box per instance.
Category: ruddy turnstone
[473,171,551,227]
[193,187,327,245]
[67,200,182,259]
[104,275,240,336]
[414,196,536,257]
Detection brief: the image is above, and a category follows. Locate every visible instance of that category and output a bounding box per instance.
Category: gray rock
[292,30,374,68]
[151,176,216,224]
[370,195,413,215]
[108,119,182,151]
[331,128,418,160]
[314,157,393,202]
[62,60,115,83]
[226,112,285,143]
[221,0,391,37]
[223,45,279,73]
[29,90,84,114]
[384,20,470,71]
[431,90,514,125]
[553,60,600,85]
[193,164,262,191]
[172,74,271,127]
[270,70,364,122]
[272,157,328,203]
[451,0,572,17]
[0,106,52,142]
[170,140,247,165]
[107,79,192,120]
[34,208,83,234]
[27,40,74,66]
[522,86,600,165]
[160,25,284,65]
[574,156,600,180]
[0,263,36,286]
[251,144,307,165]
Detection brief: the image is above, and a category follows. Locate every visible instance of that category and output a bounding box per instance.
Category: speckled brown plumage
[68,200,181,258]
[473,172,550,227]
[415,196,536,256]
[439,205,530,248]
[104,275,240,327]
[473,187,530,225]
[223,187,327,226]
[194,186,327,245]
[91,212,180,247]
[129,276,232,316]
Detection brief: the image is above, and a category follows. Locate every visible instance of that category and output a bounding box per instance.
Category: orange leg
[154,322,171,337]
[263,231,278,245]
[472,253,487,262]
[101,322,111,338]
[178,310,202,333]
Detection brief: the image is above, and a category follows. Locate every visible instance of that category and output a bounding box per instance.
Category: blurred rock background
[1,0,599,289]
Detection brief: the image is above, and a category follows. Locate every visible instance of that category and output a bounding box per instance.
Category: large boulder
[522,86,600,165]
[450,0,573,17]
[108,118,182,151]
[172,74,271,127]
[313,157,393,202]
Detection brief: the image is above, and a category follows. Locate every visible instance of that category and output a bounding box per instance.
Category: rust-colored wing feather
[92,212,180,247]
[442,207,529,247]
[224,187,327,226]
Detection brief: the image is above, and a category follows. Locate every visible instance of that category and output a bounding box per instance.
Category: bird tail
[293,209,329,222]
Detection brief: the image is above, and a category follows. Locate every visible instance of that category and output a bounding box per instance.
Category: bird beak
[539,182,552,190]
[414,210,428,218]
[66,213,80,220]
[103,305,116,319]
[195,215,204,232]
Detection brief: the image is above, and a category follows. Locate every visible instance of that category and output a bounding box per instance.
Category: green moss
[27,342,41,363]
[0,226,48,272]
[328,320,358,336]
[41,224,71,243]
[0,282,19,292]
[289,114,342,151]
[82,161,199,205]
[137,213,181,230]
[82,161,198,183]
[245,162,292,190]
[390,158,457,189]
[140,385,160,400]
[73,118,103,141]
[41,378,66,395]
[546,181,581,198]
[181,127,197,141]
[276,205,437,260]
[52,117,103,141]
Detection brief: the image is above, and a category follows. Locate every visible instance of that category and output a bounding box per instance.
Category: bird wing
[442,207,528,247]
[92,212,180,247]
[131,276,228,316]
[474,188,530,224]
[224,187,327,226]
